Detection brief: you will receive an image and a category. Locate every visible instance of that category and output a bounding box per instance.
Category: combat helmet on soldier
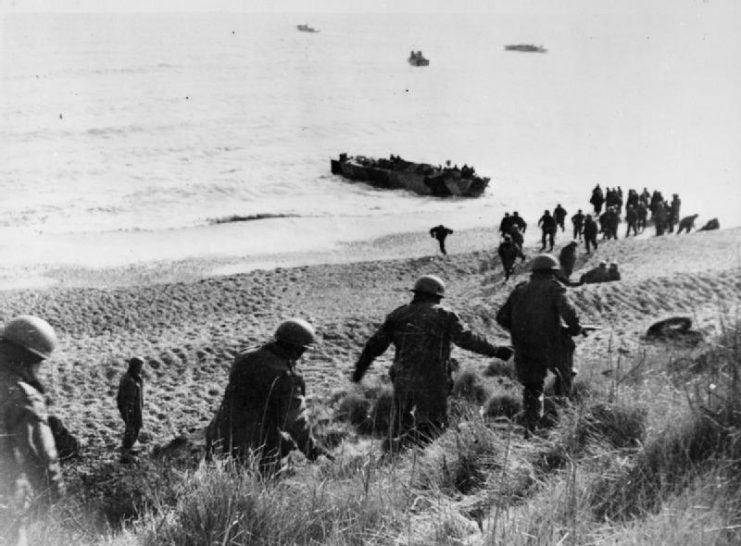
[530,254,560,272]
[275,318,317,349]
[411,274,446,298]
[1,315,58,360]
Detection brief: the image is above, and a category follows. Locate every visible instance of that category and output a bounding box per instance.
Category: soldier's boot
[520,386,544,433]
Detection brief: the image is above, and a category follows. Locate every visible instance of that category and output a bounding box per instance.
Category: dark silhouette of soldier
[668,194,681,233]
[538,210,557,251]
[558,241,578,279]
[512,211,527,234]
[608,263,621,281]
[429,225,454,255]
[677,214,698,234]
[626,189,639,209]
[579,261,610,285]
[600,207,619,240]
[571,209,585,241]
[583,214,599,254]
[625,205,639,237]
[553,204,567,232]
[499,213,514,236]
[653,201,668,236]
[498,235,526,281]
[698,218,719,231]
[117,356,144,462]
[509,225,524,249]
[636,201,648,232]
[590,185,605,215]
[640,187,651,206]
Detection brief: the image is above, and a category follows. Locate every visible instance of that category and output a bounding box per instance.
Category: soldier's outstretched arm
[352,323,392,382]
[449,311,510,359]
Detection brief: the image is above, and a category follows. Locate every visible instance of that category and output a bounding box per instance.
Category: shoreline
[1,223,736,291]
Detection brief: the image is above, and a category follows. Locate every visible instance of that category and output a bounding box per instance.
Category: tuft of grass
[451,370,491,405]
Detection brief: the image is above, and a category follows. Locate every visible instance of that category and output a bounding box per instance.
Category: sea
[1,4,740,271]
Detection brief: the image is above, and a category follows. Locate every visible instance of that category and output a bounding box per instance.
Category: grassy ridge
[14,318,741,545]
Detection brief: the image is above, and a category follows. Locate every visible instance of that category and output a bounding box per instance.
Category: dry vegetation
[2,227,740,545]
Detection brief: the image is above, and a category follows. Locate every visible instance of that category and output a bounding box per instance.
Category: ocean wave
[207,213,300,225]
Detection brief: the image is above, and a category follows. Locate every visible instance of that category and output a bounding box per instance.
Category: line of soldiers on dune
[2,255,596,537]
[495,185,720,285]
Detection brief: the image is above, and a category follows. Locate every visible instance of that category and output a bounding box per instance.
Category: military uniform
[496,273,582,430]
[579,265,610,285]
[1,357,63,543]
[207,341,324,471]
[354,300,505,448]
[498,239,525,281]
[117,368,143,452]
[558,244,577,279]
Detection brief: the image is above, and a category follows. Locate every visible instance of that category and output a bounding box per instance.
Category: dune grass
[19,319,741,545]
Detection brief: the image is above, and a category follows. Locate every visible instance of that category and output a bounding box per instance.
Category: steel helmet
[412,274,446,297]
[530,254,560,272]
[275,318,316,348]
[1,315,58,359]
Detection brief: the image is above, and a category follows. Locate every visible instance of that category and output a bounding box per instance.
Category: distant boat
[330,154,490,198]
[408,50,430,66]
[505,44,547,53]
[297,24,319,33]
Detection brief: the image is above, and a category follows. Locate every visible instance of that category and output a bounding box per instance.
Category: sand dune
[0,227,738,458]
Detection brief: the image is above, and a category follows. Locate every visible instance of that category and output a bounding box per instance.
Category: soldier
[698,218,719,232]
[429,225,454,255]
[677,214,698,234]
[608,263,621,281]
[579,261,610,285]
[498,234,526,281]
[583,214,599,254]
[498,212,514,236]
[509,224,524,250]
[512,211,527,234]
[636,201,649,232]
[496,255,584,432]
[553,204,567,232]
[571,209,585,241]
[352,275,512,451]
[558,241,578,280]
[206,319,332,473]
[653,201,668,236]
[117,356,144,462]
[668,194,682,233]
[1,316,64,544]
[538,210,557,252]
[625,204,639,237]
[590,184,605,215]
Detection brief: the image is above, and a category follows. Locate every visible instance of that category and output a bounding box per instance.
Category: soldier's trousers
[387,383,449,451]
[121,420,141,450]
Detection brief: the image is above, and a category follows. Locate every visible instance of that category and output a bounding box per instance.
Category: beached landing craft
[504,44,547,53]
[297,24,319,33]
[330,154,490,197]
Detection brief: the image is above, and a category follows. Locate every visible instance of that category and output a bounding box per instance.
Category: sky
[1,0,733,15]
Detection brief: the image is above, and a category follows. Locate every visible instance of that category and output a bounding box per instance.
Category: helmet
[412,274,446,297]
[1,315,58,359]
[530,254,560,272]
[275,318,316,348]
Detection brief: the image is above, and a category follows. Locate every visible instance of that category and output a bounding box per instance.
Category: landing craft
[330,154,490,198]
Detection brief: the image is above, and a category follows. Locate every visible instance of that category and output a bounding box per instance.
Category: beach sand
[0,226,739,457]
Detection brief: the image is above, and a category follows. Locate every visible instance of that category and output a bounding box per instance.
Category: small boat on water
[330,154,490,198]
[297,24,319,33]
[408,50,430,66]
[505,44,547,53]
